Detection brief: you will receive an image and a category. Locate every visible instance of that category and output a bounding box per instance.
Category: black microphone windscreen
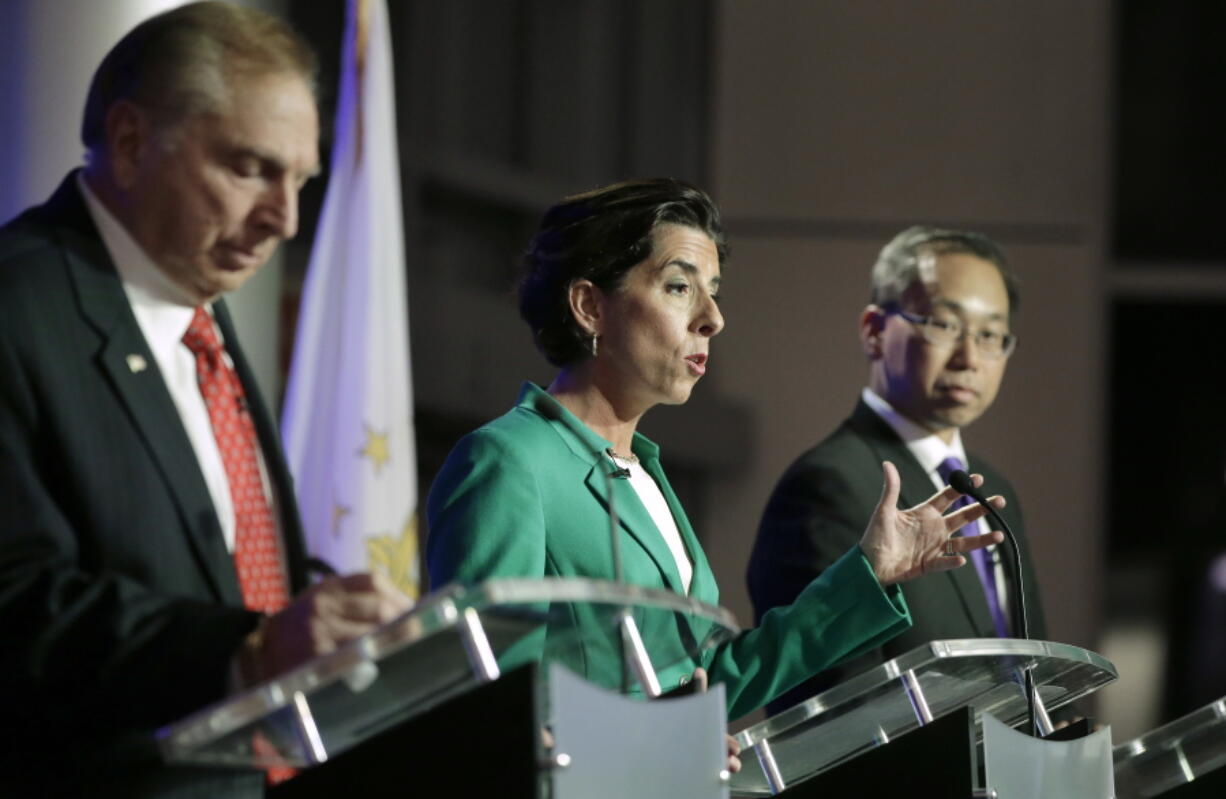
[948,469,977,496]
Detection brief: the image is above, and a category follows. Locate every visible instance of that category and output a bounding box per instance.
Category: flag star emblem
[366,514,420,595]
[358,425,391,475]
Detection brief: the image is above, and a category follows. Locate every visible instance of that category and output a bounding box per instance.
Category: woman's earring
[589,333,599,358]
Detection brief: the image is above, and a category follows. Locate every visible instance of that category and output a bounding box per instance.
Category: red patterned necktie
[182,307,289,614]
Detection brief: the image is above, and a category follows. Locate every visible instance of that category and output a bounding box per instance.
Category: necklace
[606,448,639,465]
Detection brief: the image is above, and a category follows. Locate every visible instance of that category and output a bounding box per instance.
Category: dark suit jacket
[746,399,1047,716]
[0,175,308,797]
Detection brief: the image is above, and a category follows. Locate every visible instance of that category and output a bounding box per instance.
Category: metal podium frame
[1114,695,1226,798]
[729,638,1118,796]
[157,577,740,773]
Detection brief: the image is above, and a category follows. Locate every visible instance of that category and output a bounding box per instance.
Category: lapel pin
[126,354,147,374]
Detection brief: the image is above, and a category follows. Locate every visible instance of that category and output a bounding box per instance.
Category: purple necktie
[937,456,1010,637]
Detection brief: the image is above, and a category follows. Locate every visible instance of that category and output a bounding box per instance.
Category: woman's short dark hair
[518,178,727,367]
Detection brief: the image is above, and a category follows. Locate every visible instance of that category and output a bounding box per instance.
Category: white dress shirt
[609,454,693,594]
[78,174,281,557]
[861,387,1009,620]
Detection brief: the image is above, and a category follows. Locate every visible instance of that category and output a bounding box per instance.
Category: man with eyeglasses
[746,226,1049,715]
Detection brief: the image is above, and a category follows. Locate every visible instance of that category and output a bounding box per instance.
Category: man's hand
[238,571,412,686]
[859,461,1005,586]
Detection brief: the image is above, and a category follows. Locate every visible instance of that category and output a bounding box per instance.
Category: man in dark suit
[0,4,408,796]
[747,226,1047,715]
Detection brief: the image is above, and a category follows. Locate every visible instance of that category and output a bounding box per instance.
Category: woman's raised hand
[859,461,1005,586]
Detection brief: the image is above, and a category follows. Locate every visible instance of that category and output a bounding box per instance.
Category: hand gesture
[859,461,1005,586]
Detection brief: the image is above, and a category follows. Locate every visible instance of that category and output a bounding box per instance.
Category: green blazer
[427,383,911,719]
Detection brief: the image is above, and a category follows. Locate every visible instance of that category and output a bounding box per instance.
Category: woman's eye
[666,282,690,295]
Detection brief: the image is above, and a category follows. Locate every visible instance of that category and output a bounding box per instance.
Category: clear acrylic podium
[729,639,1119,796]
[157,577,740,793]
[1114,695,1226,798]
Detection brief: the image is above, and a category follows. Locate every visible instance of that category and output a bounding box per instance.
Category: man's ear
[567,279,603,337]
[103,100,151,190]
[859,304,887,359]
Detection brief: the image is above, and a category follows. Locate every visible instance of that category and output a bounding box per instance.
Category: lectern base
[1158,768,1226,799]
[772,707,977,797]
[271,665,539,798]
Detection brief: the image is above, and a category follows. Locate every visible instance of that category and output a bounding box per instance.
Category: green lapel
[582,463,687,594]
[519,384,691,595]
[635,441,716,602]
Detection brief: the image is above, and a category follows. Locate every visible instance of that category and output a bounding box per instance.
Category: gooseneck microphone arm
[601,448,662,698]
[604,449,628,586]
[534,393,659,697]
[947,470,1028,641]
[948,469,1039,737]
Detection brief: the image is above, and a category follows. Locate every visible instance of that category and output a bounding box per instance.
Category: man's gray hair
[81,1,318,152]
[869,225,1020,313]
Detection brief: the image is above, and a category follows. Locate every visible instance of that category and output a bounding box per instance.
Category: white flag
[282,0,418,597]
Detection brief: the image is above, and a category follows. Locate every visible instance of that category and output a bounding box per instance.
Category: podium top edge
[737,638,1118,748]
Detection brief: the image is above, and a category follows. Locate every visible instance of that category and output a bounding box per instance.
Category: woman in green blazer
[426,179,1004,720]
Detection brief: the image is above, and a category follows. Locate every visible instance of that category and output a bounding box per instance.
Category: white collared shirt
[861,387,975,499]
[77,174,280,557]
[608,454,693,594]
[861,387,1008,618]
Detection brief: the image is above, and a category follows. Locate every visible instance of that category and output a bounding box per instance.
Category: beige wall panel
[712,0,1107,226]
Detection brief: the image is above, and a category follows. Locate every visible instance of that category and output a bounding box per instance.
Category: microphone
[534,390,655,694]
[600,448,634,694]
[948,469,1038,737]
[601,447,661,697]
[947,470,1028,640]
[602,451,626,585]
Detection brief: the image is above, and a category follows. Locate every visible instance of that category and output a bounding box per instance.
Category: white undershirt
[77,174,280,556]
[861,388,1009,620]
[610,454,693,593]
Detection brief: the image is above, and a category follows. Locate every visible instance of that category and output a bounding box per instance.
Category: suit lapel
[849,401,996,635]
[583,462,686,594]
[641,456,716,602]
[523,383,696,597]
[56,184,242,605]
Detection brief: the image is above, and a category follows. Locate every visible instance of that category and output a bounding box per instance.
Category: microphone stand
[604,449,660,699]
[949,470,1040,738]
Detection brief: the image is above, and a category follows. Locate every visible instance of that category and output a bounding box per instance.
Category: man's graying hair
[81,1,318,152]
[870,226,1020,314]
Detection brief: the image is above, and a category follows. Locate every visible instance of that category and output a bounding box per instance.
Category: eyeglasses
[888,308,1018,359]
